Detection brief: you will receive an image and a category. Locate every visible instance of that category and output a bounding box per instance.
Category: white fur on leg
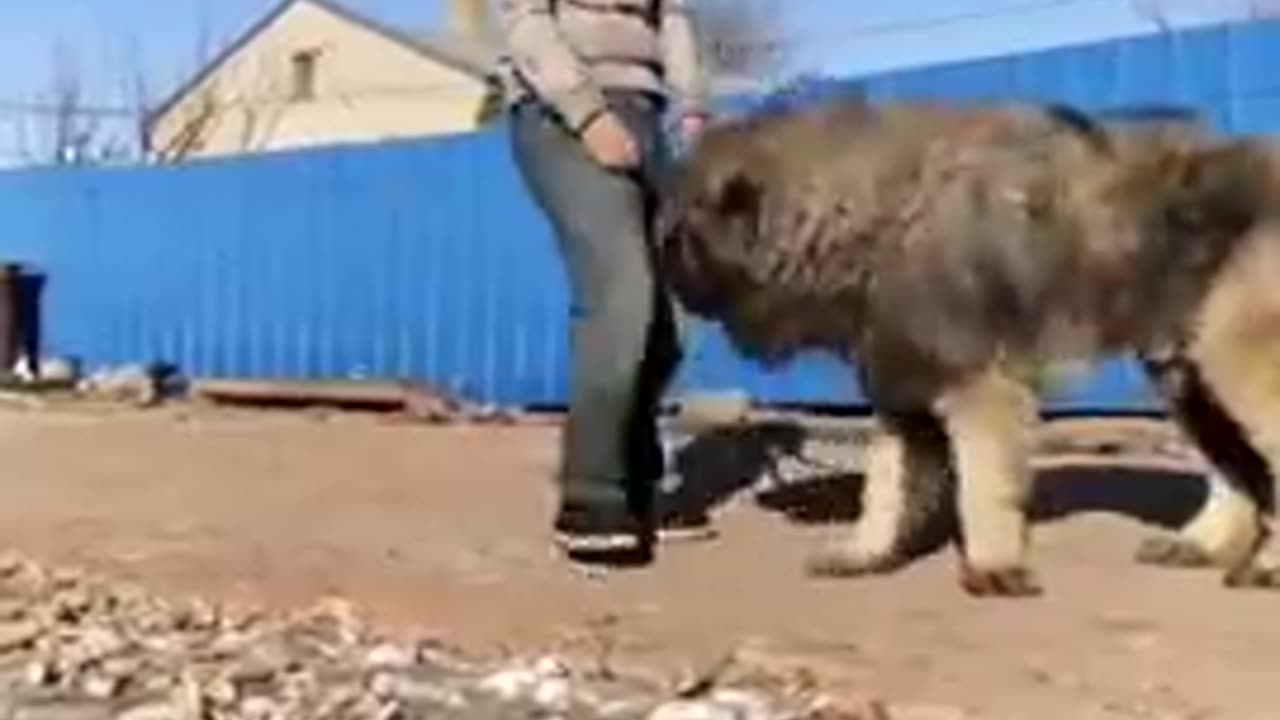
[1183,232,1280,583]
[1189,362,1280,577]
[1176,471,1263,568]
[850,428,909,561]
[936,372,1037,573]
[808,426,909,575]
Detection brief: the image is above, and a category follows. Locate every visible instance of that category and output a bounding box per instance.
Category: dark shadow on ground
[1031,464,1207,529]
[662,418,1211,541]
[659,420,813,517]
[751,461,1210,533]
[755,473,866,524]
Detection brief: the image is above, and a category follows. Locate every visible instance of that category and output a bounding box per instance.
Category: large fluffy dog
[656,96,1280,596]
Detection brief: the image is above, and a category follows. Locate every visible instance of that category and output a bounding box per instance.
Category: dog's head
[655,119,772,318]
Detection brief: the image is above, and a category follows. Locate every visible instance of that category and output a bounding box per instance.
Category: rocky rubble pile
[0,552,970,720]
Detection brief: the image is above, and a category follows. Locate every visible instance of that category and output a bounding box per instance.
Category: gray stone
[367,672,401,701]
[62,628,126,669]
[225,655,280,689]
[531,676,573,714]
[238,696,281,720]
[647,699,740,720]
[202,678,237,708]
[80,673,122,701]
[23,660,57,688]
[364,643,417,672]
[598,698,653,720]
[531,656,570,679]
[414,645,476,675]
[394,679,468,710]
[475,667,539,702]
[708,690,772,720]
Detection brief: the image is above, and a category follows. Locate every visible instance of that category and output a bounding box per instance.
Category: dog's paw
[1224,562,1280,590]
[804,541,905,579]
[1134,535,1215,569]
[958,563,1043,597]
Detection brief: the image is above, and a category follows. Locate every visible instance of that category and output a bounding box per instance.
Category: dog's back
[660,99,1118,367]
[662,97,1276,379]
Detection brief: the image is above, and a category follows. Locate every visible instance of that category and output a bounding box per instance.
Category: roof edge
[144,0,497,139]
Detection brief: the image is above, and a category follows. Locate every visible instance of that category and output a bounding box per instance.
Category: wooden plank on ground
[189,379,413,409]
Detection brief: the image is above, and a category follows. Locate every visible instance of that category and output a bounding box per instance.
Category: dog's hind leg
[1165,233,1280,588]
[934,368,1042,597]
[1134,347,1268,575]
[806,410,956,578]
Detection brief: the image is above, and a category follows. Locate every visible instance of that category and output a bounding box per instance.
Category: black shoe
[552,500,652,556]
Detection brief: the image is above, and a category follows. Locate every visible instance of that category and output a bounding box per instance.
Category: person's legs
[508,96,676,554]
[615,97,716,539]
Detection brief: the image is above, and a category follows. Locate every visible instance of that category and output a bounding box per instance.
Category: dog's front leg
[935,368,1042,597]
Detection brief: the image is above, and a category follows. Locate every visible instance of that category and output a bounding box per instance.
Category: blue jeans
[508,91,683,517]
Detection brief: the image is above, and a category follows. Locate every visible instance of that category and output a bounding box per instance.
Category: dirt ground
[0,399,1274,719]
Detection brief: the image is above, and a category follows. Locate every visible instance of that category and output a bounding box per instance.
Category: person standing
[495,0,713,559]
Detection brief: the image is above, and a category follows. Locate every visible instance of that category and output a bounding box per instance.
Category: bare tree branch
[43,42,102,165]
[13,38,152,167]
[116,31,153,161]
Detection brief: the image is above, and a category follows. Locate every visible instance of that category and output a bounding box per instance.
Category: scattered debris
[76,363,180,407]
[0,551,989,720]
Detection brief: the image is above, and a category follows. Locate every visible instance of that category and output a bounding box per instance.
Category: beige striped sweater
[495,0,710,131]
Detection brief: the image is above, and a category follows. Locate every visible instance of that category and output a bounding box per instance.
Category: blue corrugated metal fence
[0,18,1277,411]
[0,125,860,406]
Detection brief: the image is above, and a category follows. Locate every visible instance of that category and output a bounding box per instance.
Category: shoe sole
[553,530,643,553]
[657,525,720,543]
[554,527,717,549]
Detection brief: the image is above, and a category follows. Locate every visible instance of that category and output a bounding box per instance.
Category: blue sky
[0,0,1262,166]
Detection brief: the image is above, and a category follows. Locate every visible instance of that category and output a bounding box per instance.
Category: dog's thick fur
[656,97,1280,595]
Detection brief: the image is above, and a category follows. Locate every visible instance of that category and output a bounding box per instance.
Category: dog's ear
[1166,141,1271,234]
